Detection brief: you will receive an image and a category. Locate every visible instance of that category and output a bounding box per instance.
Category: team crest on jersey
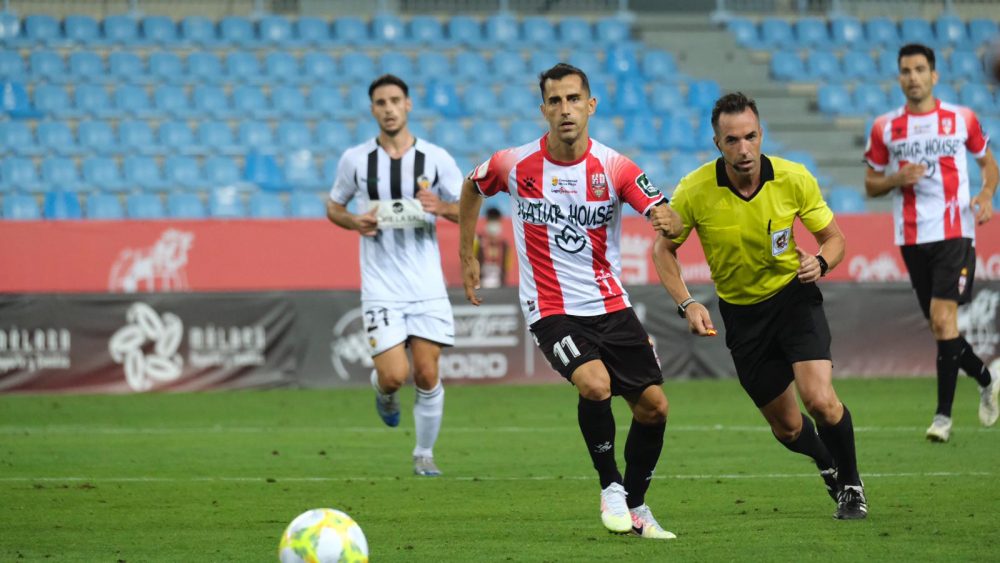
[369,337,377,350]
[417,174,431,190]
[771,228,791,256]
[590,173,608,198]
[958,267,968,295]
[941,117,954,135]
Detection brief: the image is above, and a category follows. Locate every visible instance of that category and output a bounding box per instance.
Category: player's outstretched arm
[458,178,484,305]
[971,148,999,225]
[652,235,716,336]
[326,200,378,237]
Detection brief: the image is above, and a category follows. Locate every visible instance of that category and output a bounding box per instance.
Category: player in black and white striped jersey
[327,74,463,476]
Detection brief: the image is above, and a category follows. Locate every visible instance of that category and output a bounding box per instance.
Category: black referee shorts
[718,278,832,408]
[529,308,663,397]
[900,237,976,319]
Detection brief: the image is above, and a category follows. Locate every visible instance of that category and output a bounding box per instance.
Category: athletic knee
[803,395,842,425]
[770,418,802,442]
[577,380,611,401]
[377,367,408,393]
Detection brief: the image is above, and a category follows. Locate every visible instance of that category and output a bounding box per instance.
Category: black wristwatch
[677,297,697,318]
[816,255,829,277]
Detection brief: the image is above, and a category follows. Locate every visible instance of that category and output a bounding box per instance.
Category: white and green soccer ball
[279,508,369,563]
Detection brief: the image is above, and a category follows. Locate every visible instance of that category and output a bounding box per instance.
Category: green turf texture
[2,377,998,562]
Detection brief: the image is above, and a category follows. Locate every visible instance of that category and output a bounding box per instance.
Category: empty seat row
[818,82,1000,116]
[770,48,990,83]
[729,15,999,50]
[1,13,629,48]
[1,190,328,220]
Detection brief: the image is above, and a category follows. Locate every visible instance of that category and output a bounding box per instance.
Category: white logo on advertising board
[0,327,71,373]
[330,307,374,381]
[958,289,1000,358]
[109,229,193,293]
[109,303,183,392]
[620,234,652,284]
[848,253,907,281]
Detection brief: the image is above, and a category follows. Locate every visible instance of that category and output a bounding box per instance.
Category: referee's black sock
[623,418,665,509]
[958,336,992,387]
[817,405,861,487]
[936,338,963,417]
[776,412,835,471]
[577,396,622,490]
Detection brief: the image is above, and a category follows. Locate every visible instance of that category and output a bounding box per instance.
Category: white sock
[413,381,444,457]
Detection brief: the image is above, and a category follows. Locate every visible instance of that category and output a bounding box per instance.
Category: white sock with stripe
[413,381,444,458]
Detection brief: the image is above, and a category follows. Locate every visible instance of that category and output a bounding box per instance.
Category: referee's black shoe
[834,485,868,520]
[819,467,839,502]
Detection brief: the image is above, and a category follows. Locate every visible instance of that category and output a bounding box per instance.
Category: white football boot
[599,483,631,533]
[629,504,677,539]
[925,414,952,442]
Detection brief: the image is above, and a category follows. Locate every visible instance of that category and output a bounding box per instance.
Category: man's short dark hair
[711,92,760,132]
[538,63,591,99]
[898,43,936,70]
[368,74,409,99]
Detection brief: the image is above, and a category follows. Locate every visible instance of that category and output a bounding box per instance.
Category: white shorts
[361,297,455,356]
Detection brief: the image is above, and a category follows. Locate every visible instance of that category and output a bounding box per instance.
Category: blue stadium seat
[454,51,489,81]
[507,119,541,145]
[795,17,829,48]
[687,79,721,109]
[149,52,183,84]
[295,17,332,46]
[159,121,201,155]
[29,50,66,83]
[935,82,958,104]
[760,18,795,49]
[666,152,702,185]
[119,120,160,155]
[265,51,299,83]
[32,84,75,118]
[558,17,591,46]
[726,17,757,47]
[0,11,18,42]
[42,189,83,220]
[379,52,414,81]
[64,15,99,45]
[179,16,218,46]
[165,156,207,190]
[817,84,853,115]
[308,87,342,119]
[408,15,444,46]
[589,118,623,147]
[0,121,40,156]
[372,13,404,44]
[245,152,286,193]
[567,50,602,82]
[960,83,996,113]
[232,85,277,120]
[272,86,314,120]
[203,156,243,188]
[124,156,169,191]
[433,121,469,154]
[595,18,629,44]
[239,121,277,153]
[127,193,165,219]
[830,15,865,48]
[284,152,323,191]
[499,84,537,118]
[333,16,368,45]
[23,14,61,46]
[877,50,899,78]
[86,192,124,219]
[1,157,41,192]
[109,52,150,84]
[323,158,339,186]
[277,121,313,152]
[470,119,508,153]
[289,191,325,218]
[75,84,117,118]
[770,51,806,81]
[167,192,206,218]
[606,44,640,76]
[530,51,559,75]
[826,187,866,213]
[660,117,697,151]
[141,16,177,45]
[485,13,519,45]
[77,121,119,155]
[424,80,462,118]
[0,51,24,81]
[900,17,936,46]
[887,85,905,108]
[865,17,900,47]
[187,52,223,85]
[968,18,999,45]
[209,186,246,217]
[615,81,649,115]
[949,50,983,80]
[448,16,481,46]
[41,157,84,192]
[115,84,157,118]
[302,52,337,84]
[463,85,502,118]
[935,15,969,47]
[2,194,40,219]
[806,50,841,82]
[648,83,685,116]
[103,14,138,45]
[68,51,105,83]
[226,51,263,84]
[522,16,555,45]
[314,120,352,152]
[334,85,370,120]
[341,52,375,81]
[641,50,678,82]
[192,85,232,119]
[853,83,887,115]
[37,122,81,156]
[154,85,193,119]
[634,153,668,189]
[249,192,287,218]
[1,80,42,119]
[259,15,293,46]
[416,52,450,81]
[83,157,128,192]
[492,51,525,80]
[624,115,661,151]
[219,15,255,47]
[842,50,879,80]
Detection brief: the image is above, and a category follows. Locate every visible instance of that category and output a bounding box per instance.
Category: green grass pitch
[2,378,998,562]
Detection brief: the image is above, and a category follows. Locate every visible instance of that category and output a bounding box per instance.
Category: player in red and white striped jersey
[458,63,683,539]
[864,44,1000,442]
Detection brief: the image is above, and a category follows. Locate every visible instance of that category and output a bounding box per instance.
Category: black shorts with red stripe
[900,237,976,318]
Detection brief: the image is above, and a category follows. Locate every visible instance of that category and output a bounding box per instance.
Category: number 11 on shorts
[553,335,581,366]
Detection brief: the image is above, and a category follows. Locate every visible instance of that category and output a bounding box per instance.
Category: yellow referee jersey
[670,155,834,305]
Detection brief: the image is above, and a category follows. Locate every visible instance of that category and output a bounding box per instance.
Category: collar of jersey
[375,135,417,159]
[715,154,775,202]
[903,98,942,116]
[540,133,593,166]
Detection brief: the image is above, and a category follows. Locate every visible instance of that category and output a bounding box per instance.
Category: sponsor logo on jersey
[516,200,615,229]
[889,138,963,161]
[635,173,661,198]
[554,225,587,253]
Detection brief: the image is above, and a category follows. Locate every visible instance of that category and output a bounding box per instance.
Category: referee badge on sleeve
[771,228,791,256]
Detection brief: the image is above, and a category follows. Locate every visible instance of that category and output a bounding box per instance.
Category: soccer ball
[278,508,369,563]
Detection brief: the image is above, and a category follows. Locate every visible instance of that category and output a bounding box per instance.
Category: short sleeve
[864,116,889,172]
[963,108,989,158]
[329,152,357,205]
[608,155,666,215]
[469,150,513,197]
[797,173,834,233]
[433,149,463,203]
[667,181,695,245]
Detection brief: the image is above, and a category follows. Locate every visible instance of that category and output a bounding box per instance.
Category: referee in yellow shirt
[651,92,867,520]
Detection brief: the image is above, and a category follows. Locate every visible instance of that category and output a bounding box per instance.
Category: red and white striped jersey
[865,99,990,246]
[471,134,665,325]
